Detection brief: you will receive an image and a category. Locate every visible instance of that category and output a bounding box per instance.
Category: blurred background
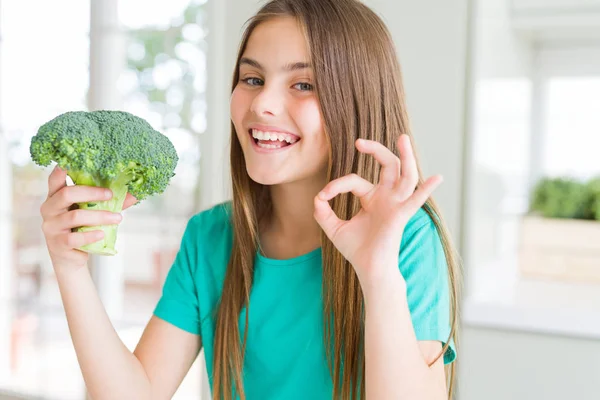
[0,0,599,399]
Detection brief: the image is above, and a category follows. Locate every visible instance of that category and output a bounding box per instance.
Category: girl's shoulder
[187,200,233,238]
[403,206,437,238]
[181,201,234,275]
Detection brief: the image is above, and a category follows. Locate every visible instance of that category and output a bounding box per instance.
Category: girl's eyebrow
[239,57,311,72]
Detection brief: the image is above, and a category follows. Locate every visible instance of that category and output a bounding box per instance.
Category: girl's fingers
[44,209,122,234]
[314,173,373,241]
[56,230,106,250]
[47,165,68,198]
[404,175,443,214]
[318,173,374,202]
[43,185,113,217]
[395,135,419,195]
[313,194,345,242]
[122,193,138,210]
[355,139,400,187]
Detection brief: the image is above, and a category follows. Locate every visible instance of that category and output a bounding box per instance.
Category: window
[463,40,600,337]
[0,1,90,397]
[0,1,208,398]
[542,78,600,178]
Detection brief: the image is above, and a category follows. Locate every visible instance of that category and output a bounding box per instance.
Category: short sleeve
[399,210,456,364]
[153,217,202,335]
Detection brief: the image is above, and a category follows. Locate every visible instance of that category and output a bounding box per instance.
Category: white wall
[363,0,470,240]
[460,326,600,400]
[463,0,534,297]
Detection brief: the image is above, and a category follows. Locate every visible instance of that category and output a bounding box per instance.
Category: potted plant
[519,176,600,283]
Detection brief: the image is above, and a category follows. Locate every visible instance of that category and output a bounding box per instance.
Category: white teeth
[251,129,299,144]
[257,142,282,149]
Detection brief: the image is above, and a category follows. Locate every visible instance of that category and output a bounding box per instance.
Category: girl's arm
[135,316,202,399]
[362,272,446,400]
[40,167,202,400]
[56,266,202,400]
[313,135,453,399]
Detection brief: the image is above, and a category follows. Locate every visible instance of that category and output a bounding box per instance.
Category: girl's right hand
[40,166,137,270]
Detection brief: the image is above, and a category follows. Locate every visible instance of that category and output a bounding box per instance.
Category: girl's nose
[250,85,284,117]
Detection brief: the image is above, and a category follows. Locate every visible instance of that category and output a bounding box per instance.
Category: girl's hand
[40,166,137,270]
[313,134,442,284]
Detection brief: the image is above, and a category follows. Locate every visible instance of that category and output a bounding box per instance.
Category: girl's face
[230,17,329,186]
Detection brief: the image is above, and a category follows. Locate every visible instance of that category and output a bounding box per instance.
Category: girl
[39,0,459,399]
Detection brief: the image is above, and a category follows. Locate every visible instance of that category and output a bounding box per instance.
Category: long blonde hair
[212,1,461,399]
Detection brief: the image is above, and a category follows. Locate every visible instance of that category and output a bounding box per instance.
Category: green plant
[30,110,178,255]
[585,177,600,221]
[529,176,600,221]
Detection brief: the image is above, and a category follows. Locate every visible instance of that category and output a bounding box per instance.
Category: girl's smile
[247,125,301,153]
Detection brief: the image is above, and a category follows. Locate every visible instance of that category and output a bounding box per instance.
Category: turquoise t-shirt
[154,202,456,399]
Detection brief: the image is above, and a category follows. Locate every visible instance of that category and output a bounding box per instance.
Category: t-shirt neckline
[255,246,322,266]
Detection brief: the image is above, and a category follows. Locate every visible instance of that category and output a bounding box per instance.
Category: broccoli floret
[30,110,178,256]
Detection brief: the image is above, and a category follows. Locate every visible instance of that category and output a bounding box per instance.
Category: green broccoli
[30,110,178,256]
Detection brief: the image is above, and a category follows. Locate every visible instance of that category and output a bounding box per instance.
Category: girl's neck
[260,173,326,259]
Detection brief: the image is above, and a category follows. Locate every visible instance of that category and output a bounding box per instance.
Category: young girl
[39,0,459,399]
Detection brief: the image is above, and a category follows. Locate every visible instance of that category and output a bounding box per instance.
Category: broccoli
[30,110,178,256]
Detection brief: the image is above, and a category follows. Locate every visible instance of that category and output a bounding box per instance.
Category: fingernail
[318,191,327,200]
[104,189,112,199]
[111,213,122,222]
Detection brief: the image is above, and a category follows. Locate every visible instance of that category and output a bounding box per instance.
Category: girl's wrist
[358,265,406,304]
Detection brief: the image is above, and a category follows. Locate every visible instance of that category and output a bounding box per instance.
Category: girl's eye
[294,82,313,91]
[242,77,264,86]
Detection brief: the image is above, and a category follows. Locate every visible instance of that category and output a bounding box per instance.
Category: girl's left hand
[313,134,443,284]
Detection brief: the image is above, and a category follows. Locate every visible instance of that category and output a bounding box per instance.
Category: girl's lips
[247,129,300,154]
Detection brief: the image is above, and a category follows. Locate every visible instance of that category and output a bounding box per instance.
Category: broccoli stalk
[69,169,132,255]
[30,110,178,256]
